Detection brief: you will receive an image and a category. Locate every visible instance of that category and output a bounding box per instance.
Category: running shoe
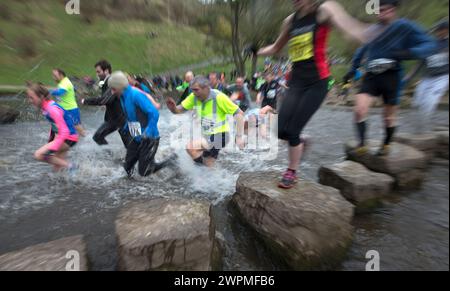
[376,145,391,156]
[278,169,298,189]
[351,146,369,157]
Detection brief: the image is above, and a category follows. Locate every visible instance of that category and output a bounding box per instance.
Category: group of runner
[26,0,448,189]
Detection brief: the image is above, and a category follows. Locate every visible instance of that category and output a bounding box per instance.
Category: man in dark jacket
[82,60,131,148]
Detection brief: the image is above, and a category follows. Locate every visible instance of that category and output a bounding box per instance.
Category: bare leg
[75,125,86,137]
[288,143,305,170]
[34,142,70,170]
[354,93,373,147]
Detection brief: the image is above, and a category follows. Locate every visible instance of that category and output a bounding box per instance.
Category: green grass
[0,1,215,85]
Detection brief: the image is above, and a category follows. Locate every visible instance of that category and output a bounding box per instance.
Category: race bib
[128,122,142,137]
[427,53,449,68]
[289,32,314,62]
[201,118,216,134]
[267,89,277,99]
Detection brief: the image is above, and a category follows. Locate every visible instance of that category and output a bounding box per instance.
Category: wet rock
[0,235,88,271]
[116,199,219,271]
[319,161,394,209]
[346,140,427,190]
[394,133,438,162]
[435,131,449,160]
[0,105,19,124]
[233,171,354,270]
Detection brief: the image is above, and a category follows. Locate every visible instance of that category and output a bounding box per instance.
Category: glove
[343,71,355,84]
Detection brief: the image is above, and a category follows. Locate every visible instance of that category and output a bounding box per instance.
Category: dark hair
[27,82,50,100]
[95,60,112,74]
[53,68,66,77]
[380,0,400,7]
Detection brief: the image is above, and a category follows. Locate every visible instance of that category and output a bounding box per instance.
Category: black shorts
[203,132,230,160]
[278,78,329,147]
[359,70,403,105]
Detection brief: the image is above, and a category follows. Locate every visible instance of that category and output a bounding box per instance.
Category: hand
[166,98,177,113]
[236,136,245,150]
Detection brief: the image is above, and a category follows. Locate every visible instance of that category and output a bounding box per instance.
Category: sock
[193,156,204,165]
[385,127,396,145]
[356,121,367,147]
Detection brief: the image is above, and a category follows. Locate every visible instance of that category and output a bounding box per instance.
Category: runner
[27,82,78,172]
[350,0,438,156]
[108,71,173,177]
[166,76,245,167]
[209,72,226,92]
[50,68,86,137]
[176,71,194,105]
[404,19,449,133]
[227,77,253,112]
[254,69,282,139]
[257,0,370,189]
[81,60,132,148]
[126,73,161,110]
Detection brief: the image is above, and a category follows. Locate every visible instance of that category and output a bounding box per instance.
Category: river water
[0,97,448,271]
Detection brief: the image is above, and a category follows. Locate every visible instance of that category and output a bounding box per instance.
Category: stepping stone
[0,235,88,271]
[233,171,354,270]
[319,161,394,209]
[394,133,438,162]
[345,140,427,190]
[116,199,220,271]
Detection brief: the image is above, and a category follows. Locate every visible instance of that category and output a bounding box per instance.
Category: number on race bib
[128,122,142,137]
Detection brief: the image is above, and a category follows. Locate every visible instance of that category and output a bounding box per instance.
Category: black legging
[93,122,132,148]
[124,138,173,177]
[278,78,329,147]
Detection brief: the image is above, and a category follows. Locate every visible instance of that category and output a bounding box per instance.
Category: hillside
[0,0,215,85]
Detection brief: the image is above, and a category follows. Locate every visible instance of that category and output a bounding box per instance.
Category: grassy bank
[0,1,215,86]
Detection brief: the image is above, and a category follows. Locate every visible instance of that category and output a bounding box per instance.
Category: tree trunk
[251,54,258,77]
[230,1,245,77]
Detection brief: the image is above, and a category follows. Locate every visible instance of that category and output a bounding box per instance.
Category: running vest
[288,10,330,81]
[43,100,77,135]
[194,90,229,136]
[56,77,78,111]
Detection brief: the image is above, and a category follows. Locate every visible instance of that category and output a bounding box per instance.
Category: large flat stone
[346,140,427,190]
[394,133,438,162]
[116,199,219,271]
[0,235,88,271]
[233,171,354,270]
[319,161,394,208]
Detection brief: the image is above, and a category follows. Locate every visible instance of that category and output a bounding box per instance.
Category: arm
[258,14,293,56]
[402,23,438,60]
[83,88,116,106]
[344,46,368,83]
[145,93,161,110]
[256,92,263,105]
[136,93,160,138]
[47,106,71,152]
[243,86,252,105]
[50,88,67,97]
[318,1,368,44]
[234,110,245,150]
[166,97,187,114]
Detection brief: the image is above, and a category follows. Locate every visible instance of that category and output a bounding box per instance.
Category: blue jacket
[120,85,160,140]
[351,19,438,73]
